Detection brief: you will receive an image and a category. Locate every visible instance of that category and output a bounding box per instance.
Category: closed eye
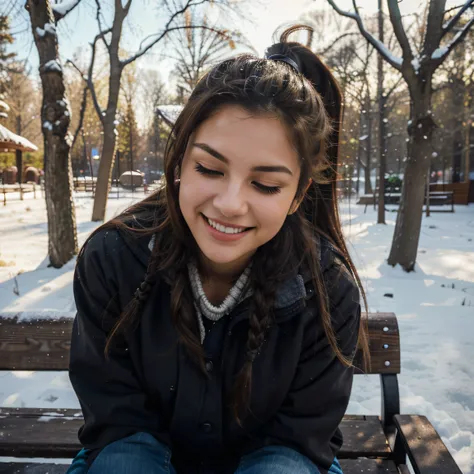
[195,163,281,195]
[194,163,223,176]
[253,182,281,195]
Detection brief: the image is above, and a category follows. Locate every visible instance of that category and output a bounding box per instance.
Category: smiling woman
[179,106,301,272]
[66,24,369,474]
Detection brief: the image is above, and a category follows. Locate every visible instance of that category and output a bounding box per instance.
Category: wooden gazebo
[0,123,38,184]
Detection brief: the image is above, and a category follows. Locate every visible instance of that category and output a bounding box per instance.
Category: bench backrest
[0,312,400,374]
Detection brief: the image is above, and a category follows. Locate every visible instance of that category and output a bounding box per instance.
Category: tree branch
[317,32,361,56]
[94,0,111,53]
[387,0,413,60]
[52,0,82,22]
[71,84,88,150]
[327,0,403,71]
[122,0,210,66]
[123,25,220,67]
[66,30,110,125]
[442,0,474,38]
[434,14,474,63]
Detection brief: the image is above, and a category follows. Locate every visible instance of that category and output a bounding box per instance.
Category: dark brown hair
[81,25,370,424]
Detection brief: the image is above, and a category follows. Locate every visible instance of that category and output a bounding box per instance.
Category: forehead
[192,105,299,171]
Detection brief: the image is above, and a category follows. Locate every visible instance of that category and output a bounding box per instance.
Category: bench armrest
[393,415,462,474]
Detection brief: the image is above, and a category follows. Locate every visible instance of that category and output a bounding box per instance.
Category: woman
[67,25,369,474]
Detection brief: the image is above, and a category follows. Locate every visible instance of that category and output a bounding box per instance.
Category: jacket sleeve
[69,231,161,451]
[254,259,361,470]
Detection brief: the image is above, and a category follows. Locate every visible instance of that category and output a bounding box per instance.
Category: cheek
[253,195,292,230]
[179,171,213,213]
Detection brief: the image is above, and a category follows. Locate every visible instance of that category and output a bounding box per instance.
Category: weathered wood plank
[0,464,69,474]
[341,458,399,473]
[0,408,82,458]
[0,459,400,474]
[353,313,400,375]
[393,415,462,474]
[0,409,392,460]
[0,313,400,374]
[339,416,391,459]
[0,317,73,371]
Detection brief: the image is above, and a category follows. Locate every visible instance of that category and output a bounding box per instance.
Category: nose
[213,180,248,218]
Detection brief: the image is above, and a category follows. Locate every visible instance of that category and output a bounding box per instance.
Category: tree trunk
[387,86,435,271]
[451,77,464,182]
[365,97,373,195]
[26,0,77,268]
[377,0,385,224]
[91,59,123,221]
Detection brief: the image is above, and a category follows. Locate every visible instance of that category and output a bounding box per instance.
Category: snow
[36,24,56,37]
[359,134,368,141]
[44,23,57,36]
[0,100,10,112]
[44,59,62,73]
[411,56,421,73]
[51,0,81,17]
[373,38,403,68]
[42,121,53,131]
[156,104,184,126]
[0,194,473,472]
[432,46,449,60]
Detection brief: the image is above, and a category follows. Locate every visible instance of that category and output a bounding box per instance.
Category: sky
[4,0,465,128]
[9,0,459,75]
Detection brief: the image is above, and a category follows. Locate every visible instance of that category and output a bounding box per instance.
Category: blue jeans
[66,432,343,474]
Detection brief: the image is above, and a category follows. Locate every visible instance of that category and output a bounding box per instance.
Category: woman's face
[179,104,301,275]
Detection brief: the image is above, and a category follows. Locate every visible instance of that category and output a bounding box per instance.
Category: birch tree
[328,0,474,271]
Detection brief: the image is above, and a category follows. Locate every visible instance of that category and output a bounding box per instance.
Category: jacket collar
[120,228,339,322]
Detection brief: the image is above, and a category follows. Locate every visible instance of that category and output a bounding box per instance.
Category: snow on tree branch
[52,0,82,22]
[387,0,413,60]
[442,0,474,38]
[327,0,403,71]
[435,14,474,62]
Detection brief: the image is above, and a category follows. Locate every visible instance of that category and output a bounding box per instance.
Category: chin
[200,246,247,266]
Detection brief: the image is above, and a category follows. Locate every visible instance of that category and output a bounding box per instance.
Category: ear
[288,179,312,215]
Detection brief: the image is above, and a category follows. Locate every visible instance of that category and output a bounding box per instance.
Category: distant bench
[0,312,462,473]
[358,191,454,213]
[0,183,38,206]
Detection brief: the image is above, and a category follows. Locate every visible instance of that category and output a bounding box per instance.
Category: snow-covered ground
[1,191,473,472]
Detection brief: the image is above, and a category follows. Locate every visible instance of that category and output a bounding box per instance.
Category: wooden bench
[0,184,37,206]
[0,313,462,473]
[357,191,455,213]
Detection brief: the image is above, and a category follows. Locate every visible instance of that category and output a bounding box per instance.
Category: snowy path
[1,193,473,472]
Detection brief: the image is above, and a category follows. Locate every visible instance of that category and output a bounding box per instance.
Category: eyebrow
[193,142,293,176]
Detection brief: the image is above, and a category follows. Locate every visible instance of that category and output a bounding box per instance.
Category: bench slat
[394,415,462,474]
[0,459,400,474]
[0,409,392,460]
[340,458,399,473]
[0,313,400,374]
[0,464,69,474]
[339,416,391,458]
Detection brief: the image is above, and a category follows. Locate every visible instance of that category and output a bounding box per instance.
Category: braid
[170,265,206,372]
[105,234,160,356]
[230,222,298,423]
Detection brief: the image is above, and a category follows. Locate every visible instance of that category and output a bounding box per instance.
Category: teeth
[207,217,246,234]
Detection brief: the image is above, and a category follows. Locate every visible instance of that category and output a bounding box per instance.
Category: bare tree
[328,0,474,271]
[167,11,241,97]
[68,0,236,222]
[25,0,79,268]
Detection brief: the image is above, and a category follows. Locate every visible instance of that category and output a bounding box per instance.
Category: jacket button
[205,360,214,373]
[201,422,212,433]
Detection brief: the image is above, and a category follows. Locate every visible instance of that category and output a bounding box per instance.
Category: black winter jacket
[69,226,361,474]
